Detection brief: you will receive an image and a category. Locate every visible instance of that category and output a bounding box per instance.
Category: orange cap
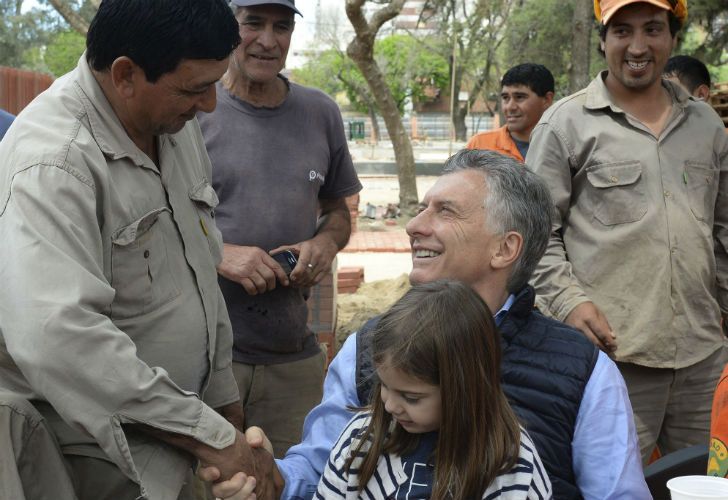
[593,0,687,25]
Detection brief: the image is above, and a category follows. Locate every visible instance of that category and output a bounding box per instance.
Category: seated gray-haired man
[204,149,650,500]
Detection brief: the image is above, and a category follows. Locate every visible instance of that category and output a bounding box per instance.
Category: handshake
[197,426,281,500]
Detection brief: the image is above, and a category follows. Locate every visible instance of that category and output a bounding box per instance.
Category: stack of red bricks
[307,266,337,365]
[346,194,360,233]
[338,266,364,294]
[710,82,728,128]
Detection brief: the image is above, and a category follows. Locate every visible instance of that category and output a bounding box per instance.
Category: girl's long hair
[347,279,521,499]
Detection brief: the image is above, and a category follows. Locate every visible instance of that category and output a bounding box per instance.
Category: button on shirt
[527,72,728,369]
[0,55,237,499]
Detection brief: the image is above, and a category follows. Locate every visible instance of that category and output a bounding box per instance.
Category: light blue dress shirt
[277,295,651,499]
[0,109,14,141]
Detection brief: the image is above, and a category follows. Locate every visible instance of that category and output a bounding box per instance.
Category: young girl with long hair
[315,279,551,499]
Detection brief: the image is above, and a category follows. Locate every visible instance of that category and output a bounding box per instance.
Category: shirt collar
[585,70,690,113]
[494,294,516,326]
[73,52,165,169]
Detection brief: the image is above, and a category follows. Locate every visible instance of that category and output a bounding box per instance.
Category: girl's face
[378,361,442,433]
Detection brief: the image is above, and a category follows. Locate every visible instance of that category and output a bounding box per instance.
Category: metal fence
[343,113,495,141]
[0,66,53,115]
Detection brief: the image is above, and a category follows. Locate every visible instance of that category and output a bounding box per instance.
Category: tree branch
[47,0,90,35]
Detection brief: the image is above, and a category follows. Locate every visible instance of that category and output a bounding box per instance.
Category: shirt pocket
[685,161,717,223]
[189,181,223,265]
[585,161,647,226]
[110,208,180,319]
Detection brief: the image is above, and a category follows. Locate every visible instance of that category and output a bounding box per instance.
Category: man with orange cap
[528,0,728,464]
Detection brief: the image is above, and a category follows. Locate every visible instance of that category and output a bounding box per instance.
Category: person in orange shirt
[709,364,728,477]
[467,63,554,162]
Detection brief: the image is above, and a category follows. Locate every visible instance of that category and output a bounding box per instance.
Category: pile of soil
[335,274,411,349]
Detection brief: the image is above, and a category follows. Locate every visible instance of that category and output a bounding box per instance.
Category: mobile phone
[272,250,298,276]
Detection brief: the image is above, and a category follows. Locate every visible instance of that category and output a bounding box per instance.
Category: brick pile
[338,266,365,294]
[710,82,728,128]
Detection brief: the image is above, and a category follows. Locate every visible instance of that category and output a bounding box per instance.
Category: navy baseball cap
[230,0,302,16]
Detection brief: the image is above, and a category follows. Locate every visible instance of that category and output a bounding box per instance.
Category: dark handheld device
[272,250,298,276]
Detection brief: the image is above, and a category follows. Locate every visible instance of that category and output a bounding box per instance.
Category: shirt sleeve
[278,333,361,498]
[0,165,235,484]
[527,122,591,320]
[202,286,240,409]
[313,413,371,500]
[572,352,650,499]
[318,100,362,201]
[714,133,728,318]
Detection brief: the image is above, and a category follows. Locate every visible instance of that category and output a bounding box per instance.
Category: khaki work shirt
[0,55,238,499]
[527,72,728,369]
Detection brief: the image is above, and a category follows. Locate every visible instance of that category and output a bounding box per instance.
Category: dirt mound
[335,274,411,349]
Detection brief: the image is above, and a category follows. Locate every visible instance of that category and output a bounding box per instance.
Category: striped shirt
[315,412,552,499]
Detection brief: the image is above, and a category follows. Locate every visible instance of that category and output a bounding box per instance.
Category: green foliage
[45,29,85,77]
[0,0,59,70]
[293,34,449,115]
[502,0,604,97]
[680,0,728,67]
[374,34,449,111]
[291,48,370,111]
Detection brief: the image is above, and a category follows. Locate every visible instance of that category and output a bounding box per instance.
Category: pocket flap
[112,207,170,246]
[685,161,715,182]
[189,181,219,209]
[586,161,642,188]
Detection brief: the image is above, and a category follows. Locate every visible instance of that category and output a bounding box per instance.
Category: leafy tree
[0,0,58,69]
[44,29,85,77]
[375,34,449,112]
[422,0,518,140]
[42,0,98,35]
[345,0,419,215]
[679,0,728,68]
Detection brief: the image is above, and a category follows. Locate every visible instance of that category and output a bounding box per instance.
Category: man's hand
[196,429,258,485]
[217,244,289,294]
[270,235,338,288]
[199,426,284,500]
[216,402,245,432]
[565,301,617,354]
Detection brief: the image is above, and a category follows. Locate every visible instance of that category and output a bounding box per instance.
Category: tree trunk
[47,0,90,35]
[367,105,380,143]
[345,0,418,216]
[569,0,592,94]
[453,104,468,141]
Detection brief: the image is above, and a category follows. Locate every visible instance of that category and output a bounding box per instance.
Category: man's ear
[694,84,711,101]
[491,231,523,271]
[109,56,141,99]
[543,91,554,109]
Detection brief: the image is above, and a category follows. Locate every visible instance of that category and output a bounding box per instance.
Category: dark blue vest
[355,286,598,500]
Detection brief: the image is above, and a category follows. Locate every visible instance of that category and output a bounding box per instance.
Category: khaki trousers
[618,346,728,465]
[233,349,326,458]
[0,393,197,500]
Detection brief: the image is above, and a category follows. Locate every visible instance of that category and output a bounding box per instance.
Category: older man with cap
[197,0,361,459]
[528,0,728,463]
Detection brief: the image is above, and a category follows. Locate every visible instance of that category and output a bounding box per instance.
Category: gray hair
[441,149,553,293]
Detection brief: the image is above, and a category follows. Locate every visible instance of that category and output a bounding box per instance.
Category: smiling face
[501,84,552,142]
[378,360,442,434]
[601,2,676,95]
[232,4,294,85]
[406,170,502,293]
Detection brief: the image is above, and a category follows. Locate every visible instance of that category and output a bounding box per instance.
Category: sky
[289,0,347,68]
